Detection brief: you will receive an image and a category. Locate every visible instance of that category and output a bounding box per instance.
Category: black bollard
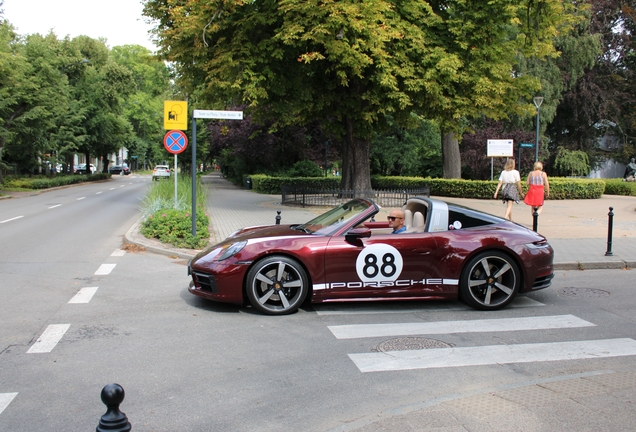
[97,383,131,432]
[605,206,614,256]
[532,207,539,232]
[275,210,281,225]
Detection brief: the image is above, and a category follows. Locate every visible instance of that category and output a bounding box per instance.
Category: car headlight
[218,240,247,261]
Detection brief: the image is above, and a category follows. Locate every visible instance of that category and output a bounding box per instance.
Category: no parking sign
[164,130,188,154]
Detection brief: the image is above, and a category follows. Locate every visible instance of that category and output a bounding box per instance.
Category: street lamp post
[533,96,544,162]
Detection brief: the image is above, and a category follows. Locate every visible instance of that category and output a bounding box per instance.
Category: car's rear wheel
[459,251,520,310]
[245,256,309,315]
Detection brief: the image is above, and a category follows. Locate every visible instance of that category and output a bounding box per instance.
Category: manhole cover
[375,337,454,353]
[558,287,610,298]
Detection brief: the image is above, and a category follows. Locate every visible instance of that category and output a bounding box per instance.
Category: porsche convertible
[188,196,554,315]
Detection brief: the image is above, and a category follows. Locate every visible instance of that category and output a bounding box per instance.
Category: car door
[316,232,439,301]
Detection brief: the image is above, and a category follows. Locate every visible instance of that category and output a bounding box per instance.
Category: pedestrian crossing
[321,302,636,373]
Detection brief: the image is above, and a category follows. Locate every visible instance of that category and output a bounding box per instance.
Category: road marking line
[96,191,103,195]
[27,324,71,354]
[0,216,24,224]
[314,296,544,315]
[0,393,18,416]
[120,185,125,187]
[68,287,98,304]
[329,315,594,339]
[111,249,126,256]
[77,197,86,200]
[109,188,115,190]
[349,338,636,372]
[95,264,116,275]
[48,204,62,209]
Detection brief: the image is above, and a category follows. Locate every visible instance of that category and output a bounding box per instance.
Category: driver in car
[388,209,406,234]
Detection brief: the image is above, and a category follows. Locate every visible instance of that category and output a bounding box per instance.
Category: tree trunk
[442,129,461,179]
[340,117,372,193]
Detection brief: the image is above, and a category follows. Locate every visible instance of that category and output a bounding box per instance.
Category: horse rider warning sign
[164,100,188,130]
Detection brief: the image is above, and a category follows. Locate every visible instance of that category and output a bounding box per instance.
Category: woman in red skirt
[524,161,550,215]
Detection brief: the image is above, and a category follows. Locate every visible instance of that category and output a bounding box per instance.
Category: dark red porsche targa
[188,196,554,315]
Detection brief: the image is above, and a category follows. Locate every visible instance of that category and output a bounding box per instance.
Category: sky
[2,0,157,51]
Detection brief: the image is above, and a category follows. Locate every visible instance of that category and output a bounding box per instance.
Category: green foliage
[139,177,210,249]
[250,174,340,195]
[554,147,590,177]
[2,174,110,189]
[370,115,442,177]
[250,174,605,199]
[288,160,323,178]
[604,179,636,196]
[140,209,209,249]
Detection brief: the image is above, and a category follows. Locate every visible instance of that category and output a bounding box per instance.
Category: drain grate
[374,337,454,353]
[557,287,610,298]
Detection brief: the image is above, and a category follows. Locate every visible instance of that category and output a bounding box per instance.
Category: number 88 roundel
[355,244,404,282]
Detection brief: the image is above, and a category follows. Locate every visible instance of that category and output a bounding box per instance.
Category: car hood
[193,224,312,259]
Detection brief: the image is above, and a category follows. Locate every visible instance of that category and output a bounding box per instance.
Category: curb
[124,217,197,260]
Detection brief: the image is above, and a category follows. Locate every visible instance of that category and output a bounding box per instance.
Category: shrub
[249,174,606,199]
[2,174,110,189]
[604,179,636,196]
[288,160,324,177]
[140,208,209,249]
[139,177,210,249]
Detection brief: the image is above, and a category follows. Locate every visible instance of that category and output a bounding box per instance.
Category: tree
[111,44,172,170]
[142,1,578,182]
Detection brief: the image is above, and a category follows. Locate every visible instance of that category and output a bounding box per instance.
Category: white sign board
[193,110,243,120]
[487,139,513,157]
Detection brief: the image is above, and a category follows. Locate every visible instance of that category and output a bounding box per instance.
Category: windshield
[295,199,374,236]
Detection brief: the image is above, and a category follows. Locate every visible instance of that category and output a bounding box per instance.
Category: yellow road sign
[164,101,188,130]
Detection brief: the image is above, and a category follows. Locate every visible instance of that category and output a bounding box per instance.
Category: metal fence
[281,185,430,207]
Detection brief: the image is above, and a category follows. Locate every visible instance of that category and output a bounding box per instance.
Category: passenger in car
[388,209,406,234]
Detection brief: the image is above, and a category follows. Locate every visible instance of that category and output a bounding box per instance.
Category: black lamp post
[533,96,544,162]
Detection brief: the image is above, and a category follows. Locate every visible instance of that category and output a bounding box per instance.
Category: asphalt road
[1,176,636,431]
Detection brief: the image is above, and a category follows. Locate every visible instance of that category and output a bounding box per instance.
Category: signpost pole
[191,117,197,238]
[174,154,178,209]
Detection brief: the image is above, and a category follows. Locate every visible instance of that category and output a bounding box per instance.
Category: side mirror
[345,227,371,242]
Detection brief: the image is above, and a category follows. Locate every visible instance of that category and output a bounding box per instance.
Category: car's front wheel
[459,251,520,310]
[245,256,309,315]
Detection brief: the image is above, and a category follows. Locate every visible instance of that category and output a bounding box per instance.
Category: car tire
[245,256,309,315]
[459,251,520,311]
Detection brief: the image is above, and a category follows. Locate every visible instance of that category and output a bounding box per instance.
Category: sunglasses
[387,216,403,221]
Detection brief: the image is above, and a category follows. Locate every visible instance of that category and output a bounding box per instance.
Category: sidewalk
[127,173,636,270]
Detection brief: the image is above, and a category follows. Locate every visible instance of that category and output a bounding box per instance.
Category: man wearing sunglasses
[387,209,406,234]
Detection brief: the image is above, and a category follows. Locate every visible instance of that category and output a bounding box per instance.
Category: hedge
[603,179,636,196]
[248,174,607,199]
[2,173,111,189]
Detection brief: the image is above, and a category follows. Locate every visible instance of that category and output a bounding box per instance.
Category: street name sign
[520,142,535,148]
[193,110,243,120]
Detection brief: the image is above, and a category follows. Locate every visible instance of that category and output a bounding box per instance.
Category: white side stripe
[0,216,23,224]
[27,324,70,353]
[0,393,18,416]
[48,204,62,209]
[68,287,98,304]
[329,315,593,339]
[349,338,636,372]
[95,264,116,275]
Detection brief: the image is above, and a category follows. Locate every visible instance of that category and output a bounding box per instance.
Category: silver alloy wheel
[460,251,520,310]
[246,256,309,315]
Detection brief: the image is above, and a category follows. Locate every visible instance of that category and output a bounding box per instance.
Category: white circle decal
[355,244,404,282]
[453,220,462,230]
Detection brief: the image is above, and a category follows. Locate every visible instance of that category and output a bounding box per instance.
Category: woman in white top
[493,159,524,221]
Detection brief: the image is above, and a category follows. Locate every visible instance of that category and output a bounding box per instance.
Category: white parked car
[152,165,171,181]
